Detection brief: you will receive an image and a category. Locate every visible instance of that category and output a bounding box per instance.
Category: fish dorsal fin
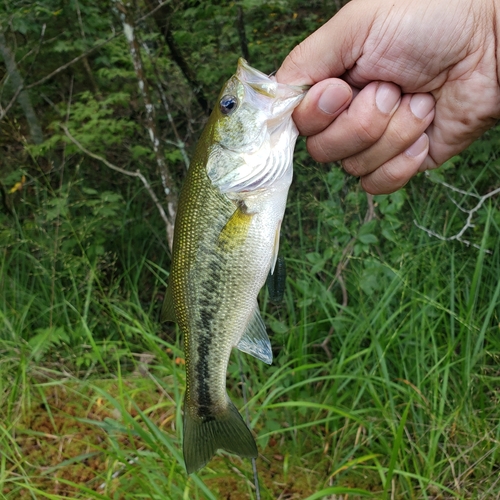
[161,284,176,323]
[236,305,272,365]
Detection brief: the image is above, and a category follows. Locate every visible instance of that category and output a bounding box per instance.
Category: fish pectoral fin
[161,284,176,323]
[236,305,273,365]
[267,254,286,303]
[183,397,257,474]
[218,206,253,249]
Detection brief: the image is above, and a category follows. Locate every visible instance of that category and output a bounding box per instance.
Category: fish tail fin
[183,397,258,474]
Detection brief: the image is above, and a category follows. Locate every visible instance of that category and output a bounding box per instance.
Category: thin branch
[136,0,174,24]
[316,192,376,358]
[313,326,334,361]
[236,3,250,62]
[24,23,47,79]
[414,176,500,252]
[139,38,189,169]
[61,125,173,246]
[143,0,211,115]
[24,34,117,90]
[148,52,190,170]
[0,83,23,121]
[156,81,190,169]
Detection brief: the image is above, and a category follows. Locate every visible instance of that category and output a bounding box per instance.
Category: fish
[162,58,306,474]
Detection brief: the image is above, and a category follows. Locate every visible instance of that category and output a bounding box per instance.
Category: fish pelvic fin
[236,304,273,365]
[161,284,176,323]
[183,398,258,474]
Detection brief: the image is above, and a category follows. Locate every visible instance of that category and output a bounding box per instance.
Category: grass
[1,153,499,499]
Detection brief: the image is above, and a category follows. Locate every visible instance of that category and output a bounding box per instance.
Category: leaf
[268,318,288,335]
[28,327,69,362]
[358,233,378,244]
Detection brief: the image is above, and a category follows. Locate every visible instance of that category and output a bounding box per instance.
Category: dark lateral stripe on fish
[193,251,228,417]
[196,341,213,412]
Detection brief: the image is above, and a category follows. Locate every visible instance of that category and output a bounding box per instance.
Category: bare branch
[24,34,117,90]
[236,3,250,62]
[156,80,190,169]
[0,83,23,121]
[136,0,174,24]
[315,192,376,358]
[61,125,174,248]
[143,0,211,115]
[140,48,191,170]
[414,176,499,252]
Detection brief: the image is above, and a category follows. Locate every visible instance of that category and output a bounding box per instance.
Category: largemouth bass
[162,58,306,474]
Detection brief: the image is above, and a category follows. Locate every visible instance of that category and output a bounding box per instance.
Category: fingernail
[410,94,434,119]
[375,82,400,114]
[406,134,428,157]
[318,85,351,115]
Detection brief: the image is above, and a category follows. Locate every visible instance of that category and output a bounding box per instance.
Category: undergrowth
[1,139,500,499]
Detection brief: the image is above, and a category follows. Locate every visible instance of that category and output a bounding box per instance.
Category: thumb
[276,2,374,86]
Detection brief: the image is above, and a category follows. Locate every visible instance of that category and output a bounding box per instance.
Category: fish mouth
[236,58,308,119]
[236,58,309,95]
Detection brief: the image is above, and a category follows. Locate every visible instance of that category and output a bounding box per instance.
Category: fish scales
[162,58,306,473]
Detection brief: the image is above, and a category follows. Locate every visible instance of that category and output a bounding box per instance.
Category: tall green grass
[1,151,499,498]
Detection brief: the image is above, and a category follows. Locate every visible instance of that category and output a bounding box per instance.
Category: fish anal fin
[161,284,176,323]
[236,305,272,365]
[183,397,257,474]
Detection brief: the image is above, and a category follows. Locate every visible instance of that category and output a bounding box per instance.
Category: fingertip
[293,79,352,136]
[317,82,353,115]
[404,133,429,159]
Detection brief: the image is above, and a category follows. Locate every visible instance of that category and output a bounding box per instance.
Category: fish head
[206,58,307,194]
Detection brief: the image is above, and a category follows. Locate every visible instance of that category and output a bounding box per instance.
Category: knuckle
[308,137,335,163]
[354,115,383,147]
[390,126,415,148]
[342,155,367,177]
[286,47,305,75]
[382,164,409,185]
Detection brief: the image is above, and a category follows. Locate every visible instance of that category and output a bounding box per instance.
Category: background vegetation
[1,1,499,498]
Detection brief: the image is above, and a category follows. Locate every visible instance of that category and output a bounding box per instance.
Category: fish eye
[219,95,239,115]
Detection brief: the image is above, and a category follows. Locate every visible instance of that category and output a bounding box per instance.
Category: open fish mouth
[235,58,308,123]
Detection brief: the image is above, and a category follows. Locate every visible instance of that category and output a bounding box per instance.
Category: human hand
[276,0,500,194]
